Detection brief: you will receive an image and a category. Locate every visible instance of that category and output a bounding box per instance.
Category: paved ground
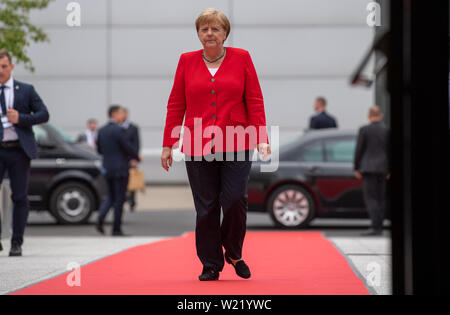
[134,186,195,211]
[0,236,166,295]
[0,185,392,295]
[328,237,391,295]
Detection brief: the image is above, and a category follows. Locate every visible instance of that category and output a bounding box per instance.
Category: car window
[325,138,356,163]
[299,142,324,162]
[33,125,50,142]
[48,123,75,144]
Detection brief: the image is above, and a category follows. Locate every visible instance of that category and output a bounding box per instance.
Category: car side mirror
[37,136,57,149]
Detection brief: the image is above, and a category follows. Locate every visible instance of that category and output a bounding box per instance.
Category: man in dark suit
[122,109,141,211]
[354,106,390,236]
[308,97,338,130]
[0,50,49,256]
[122,108,141,212]
[96,105,140,236]
[122,109,140,154]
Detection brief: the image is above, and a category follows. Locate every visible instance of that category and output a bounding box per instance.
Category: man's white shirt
[0,76,19,141]
[85,129,97,148]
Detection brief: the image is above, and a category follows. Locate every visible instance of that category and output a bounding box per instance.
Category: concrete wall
[13,0,375,183]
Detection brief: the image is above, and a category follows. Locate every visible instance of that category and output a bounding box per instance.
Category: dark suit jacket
[124,122,140,155]
[8,80,50,159]
[354,121,389,174]
[309,111,338,130]
[97,122,140,178]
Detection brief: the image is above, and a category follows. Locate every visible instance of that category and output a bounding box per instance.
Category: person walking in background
[96,106,140,237]
[308,97,338,130]
[161,9,271,281]
[77,119,98,150]
[0,50,50,256]
[122,108,141,212]
[354,106,390,236]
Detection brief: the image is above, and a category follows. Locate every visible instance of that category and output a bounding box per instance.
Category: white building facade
[15,0,375,183]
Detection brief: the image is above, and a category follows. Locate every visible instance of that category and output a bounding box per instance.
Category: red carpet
[12,232,370,295]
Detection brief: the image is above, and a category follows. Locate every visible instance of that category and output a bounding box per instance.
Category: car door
[307,136,365,213]
[28,125,62,208]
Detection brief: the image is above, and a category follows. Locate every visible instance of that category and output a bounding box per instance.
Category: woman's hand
[257,143,271,160]
[354,171,363,180]
[161,146,173,172]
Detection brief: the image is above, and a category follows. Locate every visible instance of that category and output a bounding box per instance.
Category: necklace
[203,48,226,63]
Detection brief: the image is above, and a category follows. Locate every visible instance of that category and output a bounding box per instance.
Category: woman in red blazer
[161,9,271,281]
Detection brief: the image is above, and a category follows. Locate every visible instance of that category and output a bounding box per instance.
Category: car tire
[267,185,315,229]
[49,182,95,225]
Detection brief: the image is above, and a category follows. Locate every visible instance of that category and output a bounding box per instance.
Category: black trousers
[362,173,387,230]
[127,191,136,209]
[185,150,253,272]
[98,175,129,233]
[0,147,31,245]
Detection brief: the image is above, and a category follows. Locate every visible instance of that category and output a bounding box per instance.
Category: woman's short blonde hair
[195,8,231,39]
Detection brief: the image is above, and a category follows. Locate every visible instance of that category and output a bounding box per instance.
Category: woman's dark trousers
[185,150,253,272]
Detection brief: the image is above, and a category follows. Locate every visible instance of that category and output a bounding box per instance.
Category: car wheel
[267,185,315,229]
[49,182,95,225]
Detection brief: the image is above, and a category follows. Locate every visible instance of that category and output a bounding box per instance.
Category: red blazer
[162,47,269,156]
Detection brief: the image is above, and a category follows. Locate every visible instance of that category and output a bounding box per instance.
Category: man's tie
[0,85,7,114]
[0,85,7,141]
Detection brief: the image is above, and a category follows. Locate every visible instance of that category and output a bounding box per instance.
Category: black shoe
[112,230,130,237]
[0,241,3,252]
[225,252,251,279]
[198,267,220,281]
[95,221,105,235]
[9,242,22,257]
[361,228,383,236]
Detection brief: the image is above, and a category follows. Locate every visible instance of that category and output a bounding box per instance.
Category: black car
[29,124,107,224]
[248,129,370,228]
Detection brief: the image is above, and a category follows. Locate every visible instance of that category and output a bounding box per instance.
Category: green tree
[0,0,53,72]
